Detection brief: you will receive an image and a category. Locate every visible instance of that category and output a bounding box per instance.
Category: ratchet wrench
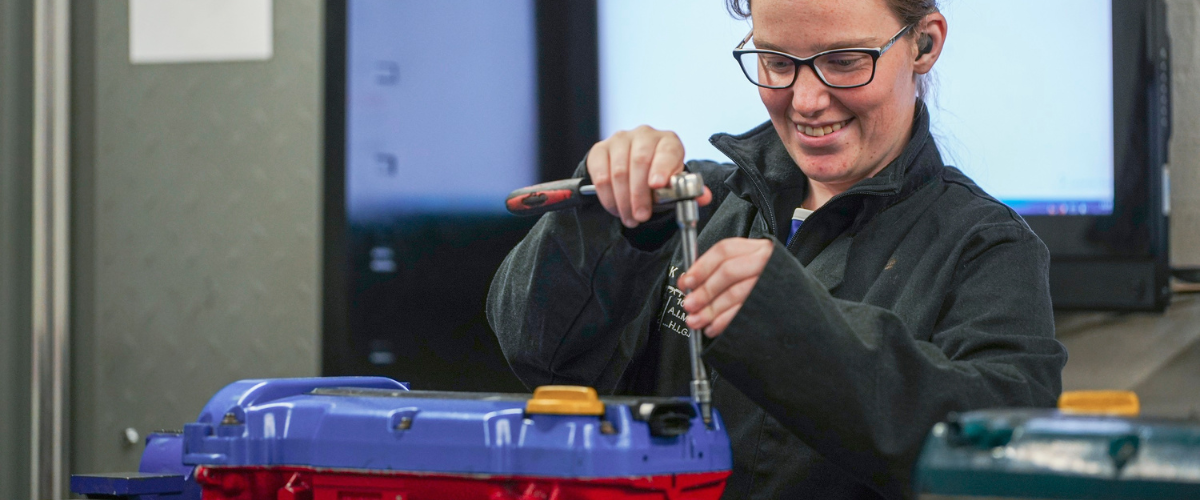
[505,173,714,426]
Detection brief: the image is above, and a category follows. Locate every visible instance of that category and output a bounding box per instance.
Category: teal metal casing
[915,409,1200,499]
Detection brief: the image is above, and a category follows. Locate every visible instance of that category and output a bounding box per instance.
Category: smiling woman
[488,0,1067,498]
[734,0,946,208]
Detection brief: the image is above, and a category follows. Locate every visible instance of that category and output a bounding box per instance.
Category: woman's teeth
[798,119,851,137]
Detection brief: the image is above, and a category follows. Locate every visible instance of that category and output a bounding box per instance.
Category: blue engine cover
[182,378,732,478]
[72,377,406,500]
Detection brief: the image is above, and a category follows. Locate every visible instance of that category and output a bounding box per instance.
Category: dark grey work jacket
[487,104,1068,500]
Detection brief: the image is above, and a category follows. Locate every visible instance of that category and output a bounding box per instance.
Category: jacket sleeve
[703,222,1067,499]
[486,173,679,393]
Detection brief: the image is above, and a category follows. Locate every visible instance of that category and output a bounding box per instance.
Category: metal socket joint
[653,172,704,205]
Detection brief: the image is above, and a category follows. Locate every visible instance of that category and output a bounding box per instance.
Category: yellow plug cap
[525,386,605,416]
[1058,390,1140,417]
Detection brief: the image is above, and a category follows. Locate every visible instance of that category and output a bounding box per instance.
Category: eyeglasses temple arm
[880,23,915,54]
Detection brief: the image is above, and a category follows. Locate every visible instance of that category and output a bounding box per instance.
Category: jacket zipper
[709,137,900,243]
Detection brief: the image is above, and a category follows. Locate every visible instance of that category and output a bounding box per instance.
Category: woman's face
[751,0,922,191]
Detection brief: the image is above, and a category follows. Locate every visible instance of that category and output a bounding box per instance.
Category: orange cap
[1058,390,1140,417]
[525,386,606,416]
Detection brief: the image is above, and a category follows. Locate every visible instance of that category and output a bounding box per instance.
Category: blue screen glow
[346,0,538,221]
[598,0,1115,216]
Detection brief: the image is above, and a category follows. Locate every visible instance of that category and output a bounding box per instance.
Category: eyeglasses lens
[737,51,875,88]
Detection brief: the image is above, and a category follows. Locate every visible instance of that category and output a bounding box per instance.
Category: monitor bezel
[1022,0,1171,310]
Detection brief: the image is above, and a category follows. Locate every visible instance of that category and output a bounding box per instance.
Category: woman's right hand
[586,125,710,228]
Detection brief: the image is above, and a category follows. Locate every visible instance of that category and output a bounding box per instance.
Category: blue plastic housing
[70,473,189,500]
[73,433,199,500]
[140,432,193,477]
[182,377,731,478]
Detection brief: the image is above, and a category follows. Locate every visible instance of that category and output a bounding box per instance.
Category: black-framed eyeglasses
[733,24,914,89]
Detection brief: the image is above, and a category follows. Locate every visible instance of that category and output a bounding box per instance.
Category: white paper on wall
[129,0,273,64]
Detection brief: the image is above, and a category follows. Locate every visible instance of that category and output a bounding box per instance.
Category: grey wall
[70,0,324,474]
[1168,0,1200,267]
[0,0,34,497]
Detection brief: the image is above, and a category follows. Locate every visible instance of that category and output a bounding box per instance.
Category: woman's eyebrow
[756,37,881,54]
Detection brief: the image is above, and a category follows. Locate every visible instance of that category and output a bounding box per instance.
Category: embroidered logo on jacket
[657,265,691,337]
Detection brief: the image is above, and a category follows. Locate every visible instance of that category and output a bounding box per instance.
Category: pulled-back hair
[725,0,939,28]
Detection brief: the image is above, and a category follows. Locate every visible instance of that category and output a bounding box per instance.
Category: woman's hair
[725,0,940,97]
[725,0,939,28]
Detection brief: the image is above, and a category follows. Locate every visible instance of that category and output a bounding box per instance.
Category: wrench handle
[506,172,703,216]
[505,178,588,216]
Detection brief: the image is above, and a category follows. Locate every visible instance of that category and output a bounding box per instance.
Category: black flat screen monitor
[325,0,1173,389]
[323,1,599,387]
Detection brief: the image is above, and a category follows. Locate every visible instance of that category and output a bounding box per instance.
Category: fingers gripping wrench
[506,173,714,426]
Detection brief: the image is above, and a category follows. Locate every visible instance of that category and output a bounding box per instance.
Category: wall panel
[0,0,35,496]
[1168,0,1200,266]
[70,0,323,474]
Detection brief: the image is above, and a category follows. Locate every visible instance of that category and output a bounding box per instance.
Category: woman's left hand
[678,238,774,337]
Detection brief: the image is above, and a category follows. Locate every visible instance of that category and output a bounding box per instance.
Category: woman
[488,0,1067,498]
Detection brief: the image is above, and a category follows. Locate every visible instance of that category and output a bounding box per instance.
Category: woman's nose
[790,66,830,117]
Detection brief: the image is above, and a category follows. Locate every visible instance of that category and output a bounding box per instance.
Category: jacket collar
[709,100,944,236]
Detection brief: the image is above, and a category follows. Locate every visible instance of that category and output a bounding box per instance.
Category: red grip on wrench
[505,178,587,216]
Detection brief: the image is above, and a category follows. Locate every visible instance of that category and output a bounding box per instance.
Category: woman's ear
[913,12,947,74]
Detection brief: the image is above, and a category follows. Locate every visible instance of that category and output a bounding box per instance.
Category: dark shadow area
[343,215,536,392]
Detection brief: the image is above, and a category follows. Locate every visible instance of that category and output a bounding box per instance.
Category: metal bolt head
[395,416,413,430]
[600,421,617,435]
[122,427,140,446]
